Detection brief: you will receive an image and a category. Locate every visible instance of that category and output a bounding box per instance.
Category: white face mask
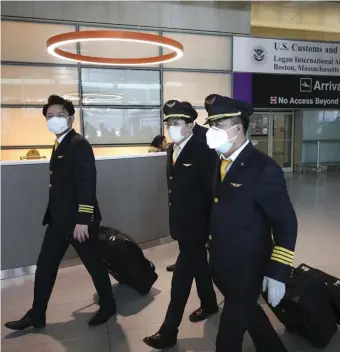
[47,116,71,135]
[168,126,184,144]
[206,125,238,154]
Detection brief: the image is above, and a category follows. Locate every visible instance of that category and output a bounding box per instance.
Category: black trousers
[213,274,287,352]
[30,224,115,321]
[161,240,217,331]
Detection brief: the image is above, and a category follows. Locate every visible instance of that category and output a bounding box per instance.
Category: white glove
[262,276,286,307]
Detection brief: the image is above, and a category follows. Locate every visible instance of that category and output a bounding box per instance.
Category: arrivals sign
[251,74,340,108]
[233,36,340,76]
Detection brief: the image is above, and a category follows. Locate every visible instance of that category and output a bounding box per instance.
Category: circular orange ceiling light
[46,30,184,66]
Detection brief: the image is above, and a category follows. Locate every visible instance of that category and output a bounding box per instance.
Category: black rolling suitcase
[98,226,158,295]
[296,263,340,324]
[263,269,338,348]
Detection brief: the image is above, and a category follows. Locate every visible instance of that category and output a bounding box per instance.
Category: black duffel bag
[98,226,158,296]
[263,268,338,348]
[295,263,340,324]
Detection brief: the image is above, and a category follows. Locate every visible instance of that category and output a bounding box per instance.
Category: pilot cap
[204,94,253,124]
[163,100,198,122]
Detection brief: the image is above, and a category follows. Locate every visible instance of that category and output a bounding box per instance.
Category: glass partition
[162,32,232,70]
[1,108,81,147]
[1,66,79,105]
[249,113,269,155]
[302,110,340,140]
[1,21,77,64]
[1,19,232,161]
[302,141,340,164]
[81,68,160,106]
[83,108,161,145]
[163,72,231,107]
[250,112,294,171]
[301,142,318,165]
[301,110,340,165]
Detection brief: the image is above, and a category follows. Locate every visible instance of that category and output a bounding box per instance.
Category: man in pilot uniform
[166,101,209,273]
[204,94,298,352]
[143,100,218,349]
[5,95,116,331]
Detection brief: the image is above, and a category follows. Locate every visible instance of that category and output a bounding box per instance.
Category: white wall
[1,1,251,34]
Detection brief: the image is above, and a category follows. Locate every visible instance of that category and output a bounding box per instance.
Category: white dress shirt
[173,133,193,162]
[222,139,250,173]
[57,129,72,144]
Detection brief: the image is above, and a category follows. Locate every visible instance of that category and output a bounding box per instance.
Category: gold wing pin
[205,96,216,106]
[230,183,243,187]
[166,101,176,108]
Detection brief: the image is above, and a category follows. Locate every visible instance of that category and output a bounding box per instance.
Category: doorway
[249,112,294,172]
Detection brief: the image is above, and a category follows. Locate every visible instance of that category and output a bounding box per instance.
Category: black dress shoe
[166,264,176,272]
[5,314,45,331]
[88,308,116,326]
[143,331,177,350]
[189,306,219,323]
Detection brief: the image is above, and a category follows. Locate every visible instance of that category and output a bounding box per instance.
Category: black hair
[42,95,75,117]
[150,135,166,149]
[230,114,250,135]
[184,117,195,124]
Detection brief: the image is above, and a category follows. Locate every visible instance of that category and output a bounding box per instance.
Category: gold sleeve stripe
[271,252,294,263]
[79,205,94,213]
[271,256,293,266]
[271,254,293,265]
[79,205,94,209]
[274,246,294,256]
[79,209,93,214]
[272,253,293,264]
[272,248,294,260]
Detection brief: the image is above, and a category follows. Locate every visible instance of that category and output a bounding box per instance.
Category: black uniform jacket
[210,142,298,290]
[166,135,218,244]
[193,123,208,144]
[43,129,101,230]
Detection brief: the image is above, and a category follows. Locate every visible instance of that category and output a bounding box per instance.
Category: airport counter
[1,153,169,277]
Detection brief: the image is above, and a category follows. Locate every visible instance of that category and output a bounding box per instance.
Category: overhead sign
[233,36,340,76]
[252,74,340,108]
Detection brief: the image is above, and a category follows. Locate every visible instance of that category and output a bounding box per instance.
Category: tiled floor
[2,173,340,351]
